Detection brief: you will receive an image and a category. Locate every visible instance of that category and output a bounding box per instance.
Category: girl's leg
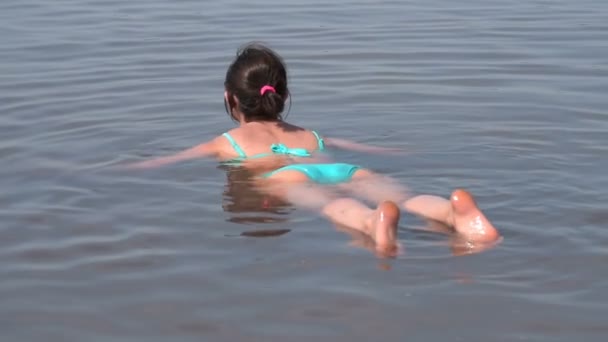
[340,169,500,246]
[339,169,410,204]
[257,170,400,255]
[320,197,400,254]
[403,189,501,245]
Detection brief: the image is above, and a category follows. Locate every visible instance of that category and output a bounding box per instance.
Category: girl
[127,43,501,256]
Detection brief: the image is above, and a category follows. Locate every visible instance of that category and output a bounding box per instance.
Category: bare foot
[449,189,500,244]
[365,201,401,257]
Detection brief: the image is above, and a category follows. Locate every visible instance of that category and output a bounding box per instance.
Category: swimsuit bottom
[263,163,361,184]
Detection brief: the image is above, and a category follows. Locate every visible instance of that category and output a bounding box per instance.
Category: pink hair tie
[260,85,276,95]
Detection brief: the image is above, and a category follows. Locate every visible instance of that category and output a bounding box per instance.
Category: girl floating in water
[127,43,501,256]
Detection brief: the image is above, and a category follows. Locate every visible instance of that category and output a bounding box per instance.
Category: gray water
[1,0,608,341]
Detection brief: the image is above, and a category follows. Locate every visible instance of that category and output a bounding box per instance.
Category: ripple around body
[1,0,608,341]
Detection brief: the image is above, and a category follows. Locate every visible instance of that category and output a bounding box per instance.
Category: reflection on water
[220,165,294,224]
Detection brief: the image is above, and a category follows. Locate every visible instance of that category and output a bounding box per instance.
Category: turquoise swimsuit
[222,131,360,184]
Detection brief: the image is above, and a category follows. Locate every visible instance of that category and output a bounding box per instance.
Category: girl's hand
[324,137,407,155]
[123,139,218,169]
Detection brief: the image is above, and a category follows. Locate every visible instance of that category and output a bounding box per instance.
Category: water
[1,0,608,340]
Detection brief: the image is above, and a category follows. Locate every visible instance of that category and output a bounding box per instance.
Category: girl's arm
[324,137,404,154]
[125,138,218,169]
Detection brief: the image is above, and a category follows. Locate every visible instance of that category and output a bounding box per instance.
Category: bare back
[215,121,327,171]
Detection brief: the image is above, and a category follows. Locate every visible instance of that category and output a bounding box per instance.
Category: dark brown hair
[224,43,289,122]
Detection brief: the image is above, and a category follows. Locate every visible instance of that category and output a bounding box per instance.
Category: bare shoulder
[211,130,239,157]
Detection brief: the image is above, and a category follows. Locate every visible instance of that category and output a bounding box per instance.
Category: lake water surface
[1,0,608,341]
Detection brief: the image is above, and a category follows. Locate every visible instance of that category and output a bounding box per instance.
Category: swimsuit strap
[223,131,321,160]
[270,143,311,157]
[311,130,325,150]
[222,133,247,158]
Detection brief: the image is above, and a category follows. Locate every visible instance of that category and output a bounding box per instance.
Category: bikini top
[222,130,325,162]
